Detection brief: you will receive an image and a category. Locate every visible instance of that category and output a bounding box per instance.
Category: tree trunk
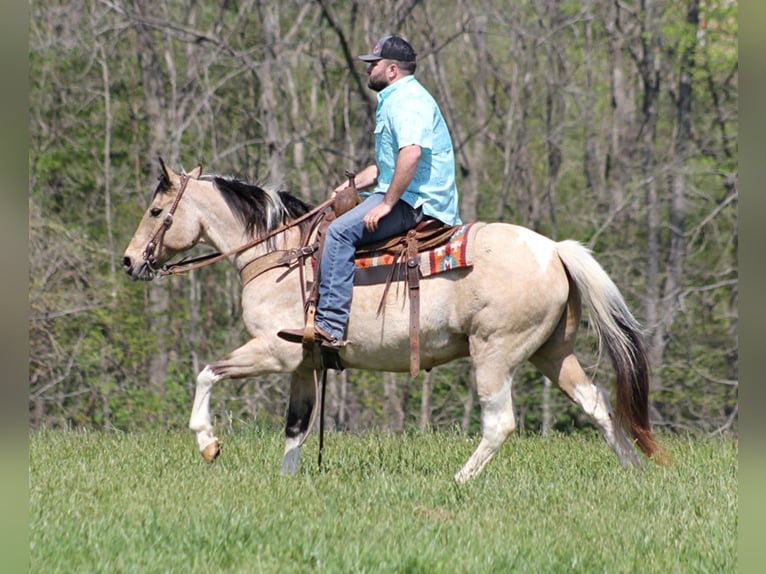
[540,0,565,237]
[131,0,173,393]
[636,0,664,390]
[462,376,474,432]
[383,372,406,431]
[542,376,552,436]
[99,46,116,277]
[604,0,637,205]
[256,2,286,184]
[655,0,699,365]
[582,9,606,204]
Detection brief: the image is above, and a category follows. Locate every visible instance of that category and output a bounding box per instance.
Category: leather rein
[141,169,334,281]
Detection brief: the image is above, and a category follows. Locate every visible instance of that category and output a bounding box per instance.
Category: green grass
[30,427,736,573]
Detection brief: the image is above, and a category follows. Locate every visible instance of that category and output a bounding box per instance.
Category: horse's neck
[191,181,300,271]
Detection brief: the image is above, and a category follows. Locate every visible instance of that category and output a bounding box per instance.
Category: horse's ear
[158,155,182,186]
[187,163,202,179]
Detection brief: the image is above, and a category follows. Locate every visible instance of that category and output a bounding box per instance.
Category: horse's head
[122,158,203,281]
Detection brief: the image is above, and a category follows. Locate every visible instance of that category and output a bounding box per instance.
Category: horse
[122,159,665,482]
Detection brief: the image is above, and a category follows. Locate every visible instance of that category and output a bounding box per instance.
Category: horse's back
[472,222,559,270]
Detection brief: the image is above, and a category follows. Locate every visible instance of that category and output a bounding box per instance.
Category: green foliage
[30,429,737,573]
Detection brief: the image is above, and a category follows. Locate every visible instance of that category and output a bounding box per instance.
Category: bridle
[142,170,194,271]
[140,167,335,280]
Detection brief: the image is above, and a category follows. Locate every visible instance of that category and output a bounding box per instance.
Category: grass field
[30,427,736,573]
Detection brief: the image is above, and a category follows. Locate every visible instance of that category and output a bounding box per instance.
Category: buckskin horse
[122,159,665,482]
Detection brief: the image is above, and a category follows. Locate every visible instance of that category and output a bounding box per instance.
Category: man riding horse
[278,35,461,348]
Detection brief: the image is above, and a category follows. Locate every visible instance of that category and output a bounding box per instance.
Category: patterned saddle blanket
[353,222,483,286]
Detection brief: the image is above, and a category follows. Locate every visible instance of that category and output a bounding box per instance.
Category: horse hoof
[201,440,221,463]
[280,447,301,474]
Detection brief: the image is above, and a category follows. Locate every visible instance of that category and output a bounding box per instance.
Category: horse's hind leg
[454,354,518,484]
[532,351,642,467]
[281,365,316,474]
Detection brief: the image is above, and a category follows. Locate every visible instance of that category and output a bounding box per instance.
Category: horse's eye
[150,207,162,217]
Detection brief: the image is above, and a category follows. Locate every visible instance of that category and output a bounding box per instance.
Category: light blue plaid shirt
[372,75,461,226]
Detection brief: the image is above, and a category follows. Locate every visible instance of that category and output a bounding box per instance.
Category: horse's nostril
[122,256,132,271]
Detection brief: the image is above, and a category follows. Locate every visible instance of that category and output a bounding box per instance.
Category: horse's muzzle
[122,256,155,281]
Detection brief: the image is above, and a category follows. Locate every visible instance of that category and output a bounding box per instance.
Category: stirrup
[276,326,349,348]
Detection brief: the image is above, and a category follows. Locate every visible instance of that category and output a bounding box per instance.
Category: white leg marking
[455,378,516,483]
[189,365,221,453]
[573,384,641,467]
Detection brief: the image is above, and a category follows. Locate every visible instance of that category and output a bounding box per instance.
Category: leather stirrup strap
[406,229,421,377]
[302,216,332,346]
[303,301,317,345]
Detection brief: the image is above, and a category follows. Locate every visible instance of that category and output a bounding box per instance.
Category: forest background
[28,0,738,438]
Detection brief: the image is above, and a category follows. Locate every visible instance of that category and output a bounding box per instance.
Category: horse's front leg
[281,365,317,474]
[188,336,300,463]
[189,365,223,462]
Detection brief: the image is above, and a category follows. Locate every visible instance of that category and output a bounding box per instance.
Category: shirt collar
[377,74,416,103]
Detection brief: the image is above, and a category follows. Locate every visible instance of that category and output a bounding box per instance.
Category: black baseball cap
[358,35,416,63]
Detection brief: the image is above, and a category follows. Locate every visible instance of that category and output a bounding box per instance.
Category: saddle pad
[418,222,482,277]
[354,222,483,285]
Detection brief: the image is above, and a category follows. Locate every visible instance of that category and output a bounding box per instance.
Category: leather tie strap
[406,229,421,377]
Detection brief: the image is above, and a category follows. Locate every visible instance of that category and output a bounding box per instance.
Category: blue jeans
[315,193,423,339]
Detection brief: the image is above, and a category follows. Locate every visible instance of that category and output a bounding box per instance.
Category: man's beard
[368,75,389,92]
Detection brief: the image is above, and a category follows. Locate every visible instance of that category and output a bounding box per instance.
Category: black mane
[209,176,314,238]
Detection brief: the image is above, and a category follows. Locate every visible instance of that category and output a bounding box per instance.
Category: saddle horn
[333,169,361,217]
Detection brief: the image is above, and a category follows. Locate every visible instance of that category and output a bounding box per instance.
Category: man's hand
[362,201,393,231]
